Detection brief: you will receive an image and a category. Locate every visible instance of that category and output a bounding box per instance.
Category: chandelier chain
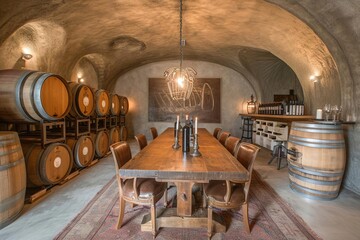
[179,0,183,72]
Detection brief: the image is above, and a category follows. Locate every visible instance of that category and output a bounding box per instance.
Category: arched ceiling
[0,0,343,107]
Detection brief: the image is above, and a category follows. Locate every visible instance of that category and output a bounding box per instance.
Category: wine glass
[335,105,342,122]
[323,104,331,121]
[331,105,338,122]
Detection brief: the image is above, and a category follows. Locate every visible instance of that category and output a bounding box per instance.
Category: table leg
[175,181,195,216]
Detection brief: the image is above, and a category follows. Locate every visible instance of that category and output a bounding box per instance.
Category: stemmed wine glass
[332,105,342,122]
[324,104,331,121]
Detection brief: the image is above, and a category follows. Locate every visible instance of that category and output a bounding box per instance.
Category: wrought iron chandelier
[164,0,197,101]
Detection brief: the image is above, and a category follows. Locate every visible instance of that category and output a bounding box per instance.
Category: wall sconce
[77,77,84,83]
[22,53,33,60]
[310,75,320,83]
[247,94,257,114]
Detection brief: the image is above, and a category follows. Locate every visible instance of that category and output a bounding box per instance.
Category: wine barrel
[109,126,120,144]
[110,94,121,116]
[119,96,129,115]
[287,121,346,200]
[66,135,95,168]
[0,132,26,230]
[120,126,128,141]
[94,89,110,116]
[90,130,109,158]
[0,69,71,122]
[68,82,95,118]
[22,143,73,187]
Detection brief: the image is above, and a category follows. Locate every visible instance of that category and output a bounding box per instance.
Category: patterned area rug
[55,171,321,240]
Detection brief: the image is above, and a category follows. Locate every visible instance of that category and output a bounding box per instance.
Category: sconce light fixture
[310,75,320,83]
[78,77,84,83]
[22,53,33,60]
[247,94,257,114]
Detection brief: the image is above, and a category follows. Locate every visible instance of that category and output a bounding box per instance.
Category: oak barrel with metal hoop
[90,130,109,158]
[120,126,128,141]
[66,135,95,168]
[119,96,129,115]
[94,89,110,116]
[0,132,26,229]
[67,82,95,118]
[110,94,121,116]
[287,121,346,199]
[109,126,120,144]
[0,69,71,122]
[22,143,73,187]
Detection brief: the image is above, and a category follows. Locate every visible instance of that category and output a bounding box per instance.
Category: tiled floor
[0,140,359,240]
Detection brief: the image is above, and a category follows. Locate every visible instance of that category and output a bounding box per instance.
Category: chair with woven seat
[224,136,241,155]
[213,127,222,139]
[218,131,231,146]
[110,141,167,238]
[135,133,148,150]
[204,142,260,239]
[150,127,158,140]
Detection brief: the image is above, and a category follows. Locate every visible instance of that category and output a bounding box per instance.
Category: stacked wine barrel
[0,69,74,189]
[65,82,95,169]
[0,69,129,190]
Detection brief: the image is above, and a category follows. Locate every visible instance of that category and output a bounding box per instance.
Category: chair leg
[242,203,250,234]
[207,206,213,239]
[151,199,157,239]
[116,197,125,229]
[202,186,207,208]
[163,188,168,207]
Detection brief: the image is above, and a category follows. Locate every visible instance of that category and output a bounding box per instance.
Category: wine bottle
[182,124,190,152]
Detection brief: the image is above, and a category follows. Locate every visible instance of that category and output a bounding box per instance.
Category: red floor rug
[55,171,321,240]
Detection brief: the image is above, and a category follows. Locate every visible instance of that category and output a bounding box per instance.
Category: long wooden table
[120,128,249,231]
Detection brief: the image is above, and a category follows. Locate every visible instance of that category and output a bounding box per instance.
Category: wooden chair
[204,142,260,239]
[224,136,240,155]
[218,131,231,146]
[110,141,167,238]
[135,134,148,150]
[150,127,158,140]
[213,127,222,139]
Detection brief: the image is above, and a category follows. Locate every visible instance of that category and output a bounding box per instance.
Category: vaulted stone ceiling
[0,0,352,108]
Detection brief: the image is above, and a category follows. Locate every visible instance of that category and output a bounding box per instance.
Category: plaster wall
[113,60,255,141]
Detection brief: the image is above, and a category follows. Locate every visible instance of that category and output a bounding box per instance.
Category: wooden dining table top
[120,128,249,182]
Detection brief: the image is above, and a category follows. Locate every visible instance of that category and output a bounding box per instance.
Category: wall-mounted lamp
[310,75,321,83]
[78,77,84,83]
[22,53,33,60]
[247,94,257,114]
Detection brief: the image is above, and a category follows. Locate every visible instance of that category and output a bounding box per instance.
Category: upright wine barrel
[90,130,109,158]
[109,126,120,144]
[66,135,95,168]
[94,89,110,116]
[120,126,128,141]
[68,82,95,118]
[22,143,73,187]
[110,94,121,116]
[287,121,346,199]
[0,69,71,122]
[0,132,26,230]
[119,96,129,115]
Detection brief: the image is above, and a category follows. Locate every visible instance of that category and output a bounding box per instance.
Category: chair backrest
[213,128,222,139]
[150,127,158,140]
[235,142,260,172]
[135,134,148,150]
[218,131,231,146]
[110,141,132,172]
[224,136,240,155]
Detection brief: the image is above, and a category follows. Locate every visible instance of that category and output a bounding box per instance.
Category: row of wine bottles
[258,101,305,115]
